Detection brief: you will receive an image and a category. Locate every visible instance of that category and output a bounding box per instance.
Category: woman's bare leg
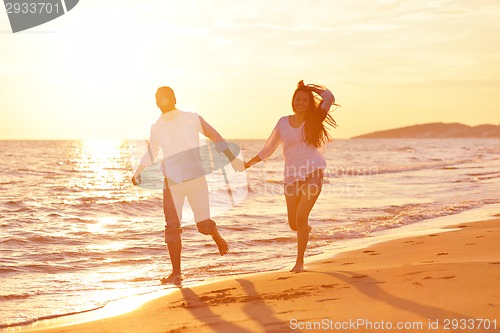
[291,189,321,272]
[285,175,322,272]
[285,191,300,232]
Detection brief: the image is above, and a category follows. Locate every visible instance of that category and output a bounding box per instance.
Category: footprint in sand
[465,243,477,246]
[438,276,456,280]
[276,310,293,315]
[323,260,336,264]
[206,288,236,297]
[362,250,382,255]
[341,262,354,266]
[351,275,368,279]
[437,252,448,256]
[320,284,339,289]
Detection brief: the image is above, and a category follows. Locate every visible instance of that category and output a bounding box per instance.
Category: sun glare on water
[68,139,130,191]
[80,139,125,166]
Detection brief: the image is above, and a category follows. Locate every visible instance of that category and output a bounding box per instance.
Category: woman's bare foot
[212,231,229,256]
[161,273,185,285]
[290,262,304,273]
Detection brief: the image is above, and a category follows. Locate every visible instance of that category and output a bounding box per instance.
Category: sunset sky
[1,0,499,140]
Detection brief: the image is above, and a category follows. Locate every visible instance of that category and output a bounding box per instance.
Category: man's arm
[199,116,244,172]
[132,129,160,185]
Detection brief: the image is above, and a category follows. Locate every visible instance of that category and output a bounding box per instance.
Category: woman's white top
[140,109,228,183]
[257,90,334,185]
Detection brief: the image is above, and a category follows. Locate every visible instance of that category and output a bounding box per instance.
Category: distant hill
[352,123,500,139]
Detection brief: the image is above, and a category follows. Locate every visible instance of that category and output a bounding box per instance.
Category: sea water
[1,138,499,328]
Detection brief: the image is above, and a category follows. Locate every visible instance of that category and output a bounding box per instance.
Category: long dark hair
[292,81,338,147]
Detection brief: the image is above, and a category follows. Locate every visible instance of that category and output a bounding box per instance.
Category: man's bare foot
[161,273,185,285]
[290,263,304,273]
[212,231,229,256]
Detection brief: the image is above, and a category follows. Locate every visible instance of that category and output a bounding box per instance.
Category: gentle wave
[1,138,499,328]
[1,200,29,208]
[0,305,106,329]
[326,159,474,178]
[0,290,47,301]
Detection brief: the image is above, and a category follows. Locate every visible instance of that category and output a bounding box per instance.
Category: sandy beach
[15,218,499,333]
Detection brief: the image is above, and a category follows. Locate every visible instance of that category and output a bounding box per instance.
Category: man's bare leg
[196,219,229,256]
[167,237,182,275]
[211,228,229,256]
[162,232,184,284]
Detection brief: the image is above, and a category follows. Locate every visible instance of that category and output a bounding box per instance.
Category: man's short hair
[156,86,176,105]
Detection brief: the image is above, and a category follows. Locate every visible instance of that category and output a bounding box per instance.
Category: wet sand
[19,219,500,333]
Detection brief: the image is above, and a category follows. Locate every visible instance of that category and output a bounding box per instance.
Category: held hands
[230,158,245,172]
[222,148,245,173]
[244,155,261,170]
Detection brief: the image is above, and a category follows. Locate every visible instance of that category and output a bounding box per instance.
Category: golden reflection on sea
[68,139,131,192]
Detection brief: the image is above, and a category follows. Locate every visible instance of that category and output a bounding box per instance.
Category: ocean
[1,138,499,328]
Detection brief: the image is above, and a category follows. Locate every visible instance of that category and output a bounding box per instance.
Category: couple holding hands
[132,81,337,284]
